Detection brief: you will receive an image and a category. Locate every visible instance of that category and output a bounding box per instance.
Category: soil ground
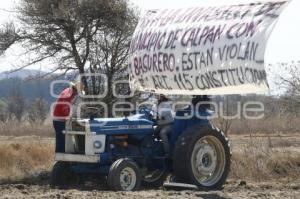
[0,180,299,199]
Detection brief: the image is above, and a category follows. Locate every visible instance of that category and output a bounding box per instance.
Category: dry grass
[230,135,300,182]
[0,138,54,182]
[0,125,299,184]
[0,121,53,137]
[229,115,300,135]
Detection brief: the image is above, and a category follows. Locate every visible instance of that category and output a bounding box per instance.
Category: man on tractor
[153,94,174,156]
[52,82,84,153]
[192,95,212,112]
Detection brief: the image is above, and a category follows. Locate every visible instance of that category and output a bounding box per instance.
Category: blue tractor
[50,98,231,191]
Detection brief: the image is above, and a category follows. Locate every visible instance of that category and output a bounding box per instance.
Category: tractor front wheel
[173,124,231,190]
[108,158,141,191]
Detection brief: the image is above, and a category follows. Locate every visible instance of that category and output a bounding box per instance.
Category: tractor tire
[107,159,123,188]
[173,124,231,190]
[108,158,141,191]
[50,161,79,188]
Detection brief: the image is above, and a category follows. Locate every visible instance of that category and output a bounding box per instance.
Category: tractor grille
[65,120,86,154]
[76,135,85,154]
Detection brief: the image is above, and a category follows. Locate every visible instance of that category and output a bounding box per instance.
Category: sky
[0,0,299,71]
[0,0,299,94]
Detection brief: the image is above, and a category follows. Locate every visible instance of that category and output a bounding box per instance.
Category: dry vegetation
[229,115,300,135]
[0,133,299,184]
[0,122,53,137]
[230,135,300,182]
[0,137,54,183]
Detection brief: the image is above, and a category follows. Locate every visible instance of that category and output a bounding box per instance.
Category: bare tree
[28,97,48,124]
[278,62,300,95]
[7,88,25,122]
[218,99,233,136]
[0,0,136,91]
[214,96,233,136]
[83,7,137,116]
[0,99,8,122]
[276,62,300,115]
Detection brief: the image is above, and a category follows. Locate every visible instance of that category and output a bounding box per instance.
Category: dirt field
[0,134,299,199]
[0,180,299,199]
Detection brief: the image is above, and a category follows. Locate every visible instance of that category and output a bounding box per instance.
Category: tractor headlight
[93,141,102,149]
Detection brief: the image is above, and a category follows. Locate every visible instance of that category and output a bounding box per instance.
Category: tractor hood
[87,114,154,135]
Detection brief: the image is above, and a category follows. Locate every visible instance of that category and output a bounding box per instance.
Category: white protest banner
[129,0,290,95]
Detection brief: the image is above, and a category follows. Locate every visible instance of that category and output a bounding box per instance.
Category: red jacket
[53,88,76,121]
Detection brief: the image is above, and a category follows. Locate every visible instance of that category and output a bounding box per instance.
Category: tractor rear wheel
[50,162,79,187]
[173,124,231,189]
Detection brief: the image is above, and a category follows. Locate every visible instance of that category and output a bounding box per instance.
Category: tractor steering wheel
[138,106,154,120]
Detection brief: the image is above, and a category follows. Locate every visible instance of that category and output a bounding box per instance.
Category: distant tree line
[214,65,300,135]
[0,75,71,124]
[0,94,47,124]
